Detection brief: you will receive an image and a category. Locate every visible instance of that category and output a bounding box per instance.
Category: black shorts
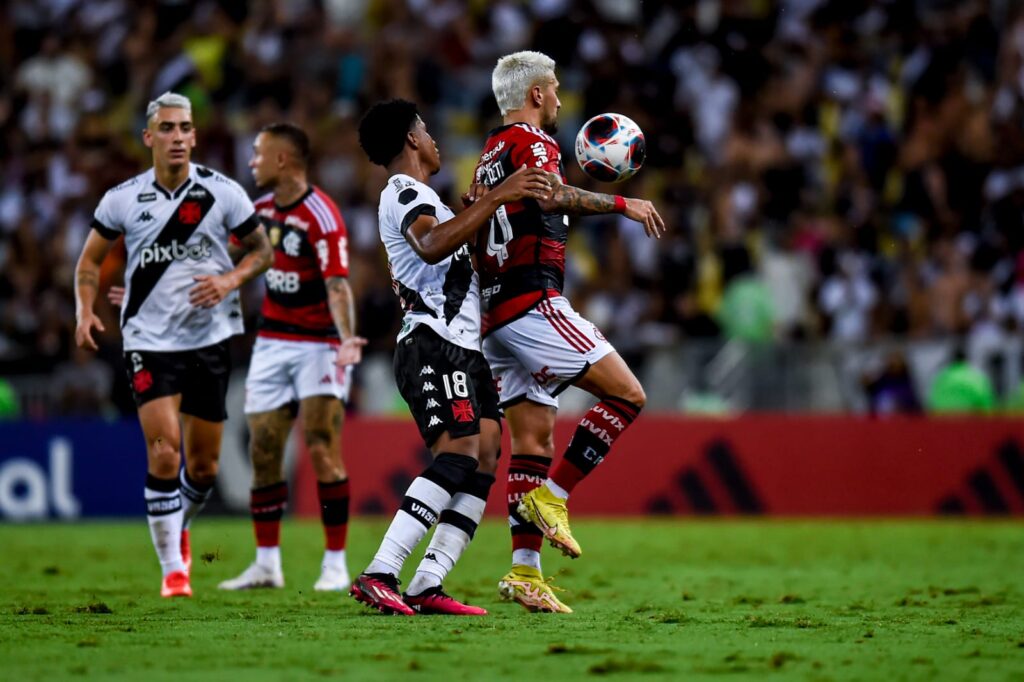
[124,340,231,422]
[394,325,501,447]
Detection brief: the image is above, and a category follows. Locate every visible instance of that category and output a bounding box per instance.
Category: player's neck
[273,175,308,208]
[504,110,542,130]
[154,162,190,193]
[388,155,428,184]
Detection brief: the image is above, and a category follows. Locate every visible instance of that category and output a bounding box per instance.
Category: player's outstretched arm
[74,230,117,350]
[325,276,368,367]
[190,225,273,308]
[538,173,666,238]
[406,166,551,264]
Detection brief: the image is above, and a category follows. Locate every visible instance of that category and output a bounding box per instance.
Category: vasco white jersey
[377,174,481,351]
[91,163,259,352]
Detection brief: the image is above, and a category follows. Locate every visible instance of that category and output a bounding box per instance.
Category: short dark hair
[261,122,310,166]
[358,99,419,166]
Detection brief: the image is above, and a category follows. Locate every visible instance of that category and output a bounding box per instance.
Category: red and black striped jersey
[473,123,568,336]
[253,186,349,342]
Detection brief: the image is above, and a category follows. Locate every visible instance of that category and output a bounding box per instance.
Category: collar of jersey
[275,186,313,213]
[150,166,194,200]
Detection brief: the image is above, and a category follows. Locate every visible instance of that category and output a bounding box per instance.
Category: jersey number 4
[486,206,514,267]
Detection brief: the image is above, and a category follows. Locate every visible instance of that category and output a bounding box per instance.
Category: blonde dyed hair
[491,51,556,116]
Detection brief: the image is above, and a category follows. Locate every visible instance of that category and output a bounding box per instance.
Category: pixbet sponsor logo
[139,236,213,268]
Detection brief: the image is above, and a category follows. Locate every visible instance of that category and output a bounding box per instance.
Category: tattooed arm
[189,225,273,308]
[326,276,368,366]
[537,173,667,238]
[74,230,118,350]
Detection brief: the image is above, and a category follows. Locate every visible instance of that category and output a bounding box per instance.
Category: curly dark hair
[358,99,419,167]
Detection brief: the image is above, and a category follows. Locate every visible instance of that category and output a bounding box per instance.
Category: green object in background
[927,361,996,414]
[717,275,775,343]
[0,378,20,419]
[1004,380,1024,413]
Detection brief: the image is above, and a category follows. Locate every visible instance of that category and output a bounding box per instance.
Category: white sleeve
[223,180,258,235]
[91,191,122,239]
[395,185,438,236]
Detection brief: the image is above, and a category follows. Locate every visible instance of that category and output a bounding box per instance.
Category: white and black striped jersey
[377,174,481,351]
[91,163,258,352]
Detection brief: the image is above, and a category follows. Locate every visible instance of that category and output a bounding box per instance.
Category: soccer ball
[574,113,646,183]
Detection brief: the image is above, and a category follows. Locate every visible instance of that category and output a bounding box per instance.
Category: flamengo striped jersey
[91,163,258,352]
[253,186,349,342]
[377,173,481,351]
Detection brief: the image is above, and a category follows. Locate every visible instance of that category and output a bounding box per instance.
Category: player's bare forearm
[229,226,273,288]
[407,192,504,264]
[227,240,245,265]
[408,166,551,263]
[325,276,356,339]
[74,231,115,316]
[537,173,617,215]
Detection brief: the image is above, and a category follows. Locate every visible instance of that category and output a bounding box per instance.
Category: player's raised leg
[138,396,191,598]
[218,406,291,590]
[302,394,352,591]
[519,350,645,558]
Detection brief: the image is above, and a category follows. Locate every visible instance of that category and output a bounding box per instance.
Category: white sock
[408,489,487,595]
[513,549,542,571]
[256,546,281,571]
[179,468,213,530]
[322,549,347,571]
[544,478,570,500]
[365,476,451,576]
[145,479,185,576]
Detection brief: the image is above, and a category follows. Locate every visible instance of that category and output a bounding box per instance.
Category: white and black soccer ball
[574,113,646,183]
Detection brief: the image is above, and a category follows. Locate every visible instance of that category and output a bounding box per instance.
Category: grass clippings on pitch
[1,519,1022,681]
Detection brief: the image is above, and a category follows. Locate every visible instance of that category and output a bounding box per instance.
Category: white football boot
[217,562,284,590]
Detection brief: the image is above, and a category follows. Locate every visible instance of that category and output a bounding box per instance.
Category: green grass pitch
[2,519,1023,681]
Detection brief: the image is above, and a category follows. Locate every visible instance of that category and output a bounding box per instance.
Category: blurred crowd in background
[2,0,1024,419]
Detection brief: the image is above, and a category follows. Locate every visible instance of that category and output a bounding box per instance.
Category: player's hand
[493,166,552,204]
[108,286,125,307]
[189,274,235,308]
[335,336,368,367]
[75,310,105,351]
[461,182,489,207]
[624,198,666,239]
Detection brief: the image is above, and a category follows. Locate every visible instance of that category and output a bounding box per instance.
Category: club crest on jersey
[282,231,302,257]
[178,201,203,224]
[139,236,213,268]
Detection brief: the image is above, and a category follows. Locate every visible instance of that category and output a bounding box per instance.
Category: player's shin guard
[508,454,549,568]
[251,482,287,569]
[365,453,477,576]
[145,474,185,576]
[179,468,213,529]
[318,478,350,567]
[550,397,641,494]
[408,472,495,595]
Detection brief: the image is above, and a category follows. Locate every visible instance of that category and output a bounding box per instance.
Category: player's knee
[188,459,219,483]
[620,383,646,411]
[148,436,180,476]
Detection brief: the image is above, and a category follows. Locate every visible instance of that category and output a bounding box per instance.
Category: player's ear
[531,84,543,107]
[406,129,419,150]
[142,127,154,149]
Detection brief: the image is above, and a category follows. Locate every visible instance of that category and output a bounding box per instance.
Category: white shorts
[483,296,615,408]
[244,336,352,414]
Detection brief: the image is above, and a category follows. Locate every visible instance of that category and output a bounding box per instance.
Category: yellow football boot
[517,485,582,558]
[498,565,573,614]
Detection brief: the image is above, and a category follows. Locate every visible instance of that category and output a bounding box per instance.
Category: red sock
[507,454,550,552]
[550,397,641,493]
[318,478,350,551]
[251,482,288,547]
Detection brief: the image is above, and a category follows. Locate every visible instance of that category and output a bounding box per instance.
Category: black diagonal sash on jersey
[122,184,217,326]
[442,245,474,324]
